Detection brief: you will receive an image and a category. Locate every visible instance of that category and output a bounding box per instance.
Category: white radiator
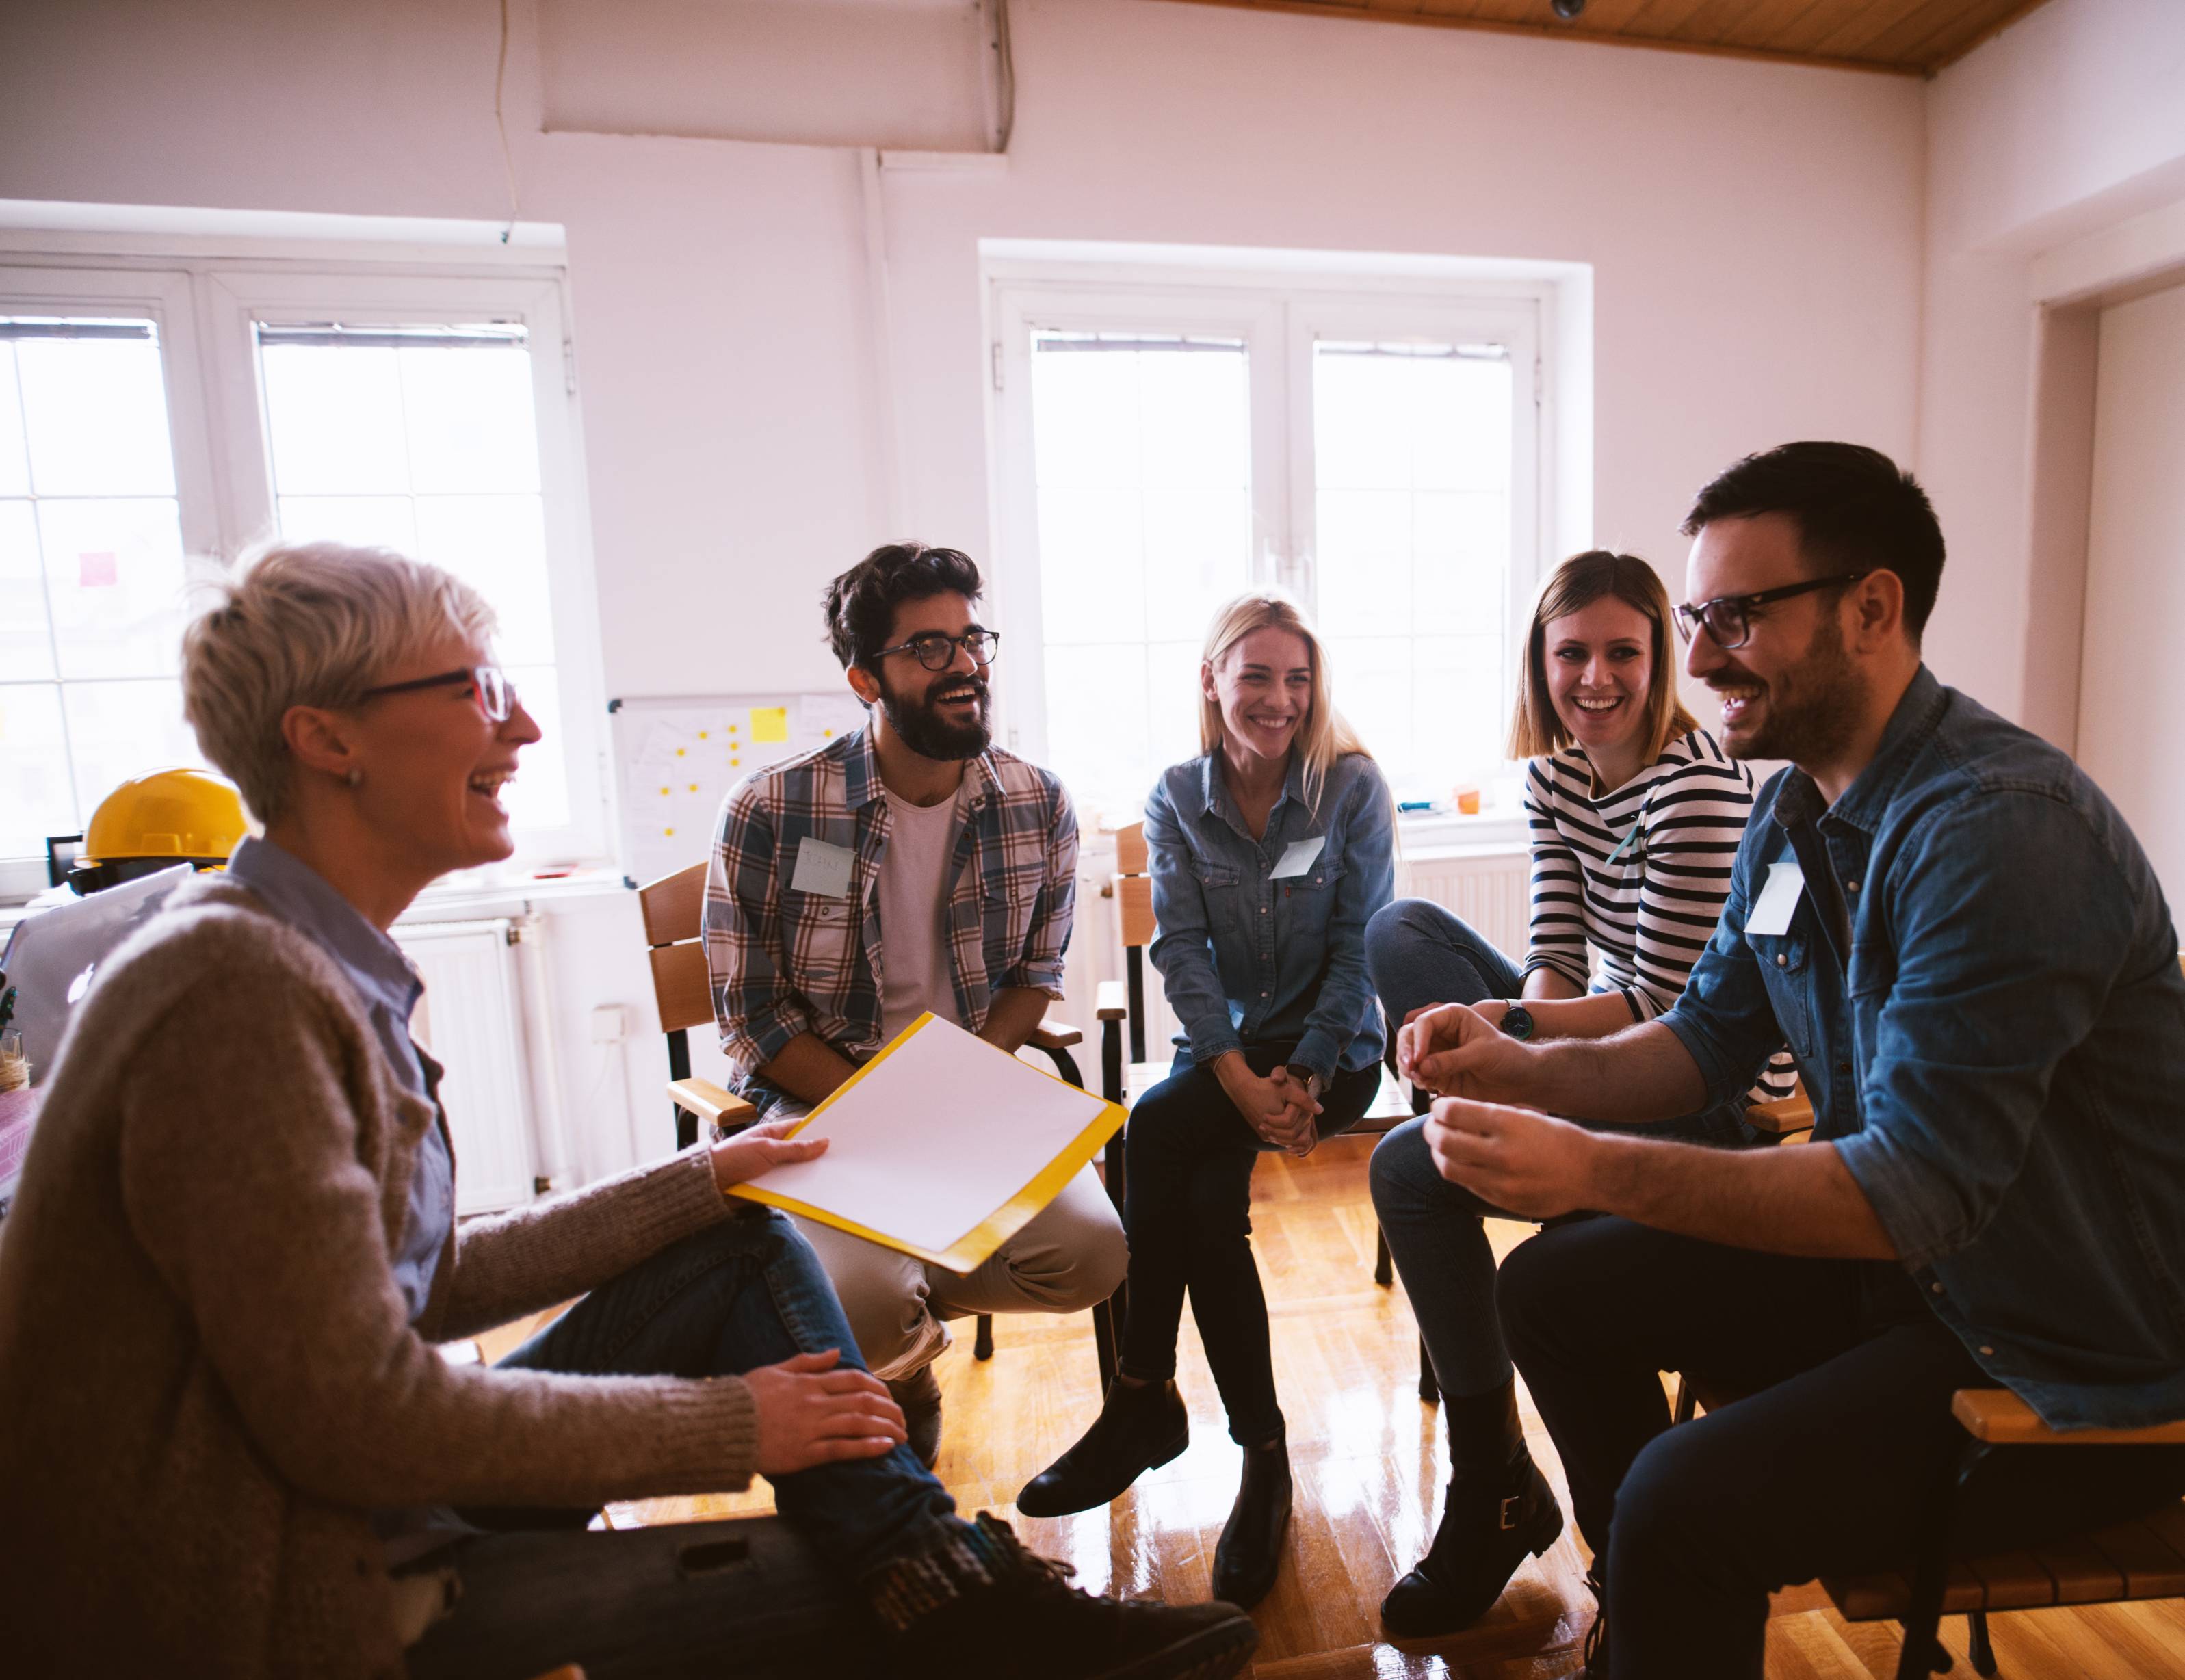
[1397,847,1532,956]
[394,916,565,1215]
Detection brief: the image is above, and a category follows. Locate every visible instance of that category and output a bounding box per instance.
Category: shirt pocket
[1190,856,1242,893]
[1748,930,1815,1060]
[794,896,860,985]
[1277,855,1346,939]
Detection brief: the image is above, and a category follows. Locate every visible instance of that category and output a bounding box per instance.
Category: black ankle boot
[1016,1379,1189,1518]
[1211,1427,1292,1609]
[1378,1376,1564,1636]
[1580,1566,1609,1678]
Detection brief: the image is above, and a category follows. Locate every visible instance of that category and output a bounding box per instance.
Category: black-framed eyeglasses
[356,664,515,722]
[872,629,1001,672]
[1672,573,1872,651]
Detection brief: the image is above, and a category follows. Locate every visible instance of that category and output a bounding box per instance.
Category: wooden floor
[489,1134,2185,1678]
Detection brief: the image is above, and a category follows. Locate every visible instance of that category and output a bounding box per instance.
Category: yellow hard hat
[70,768,248,894]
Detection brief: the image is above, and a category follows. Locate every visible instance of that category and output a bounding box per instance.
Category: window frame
[0,250,609,892]
[985,255,1558,828]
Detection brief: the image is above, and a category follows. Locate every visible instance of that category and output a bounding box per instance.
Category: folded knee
[1367,1118,1435,1215]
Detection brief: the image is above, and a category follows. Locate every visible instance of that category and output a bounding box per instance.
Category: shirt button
[1776,954,1788,967]
[1978,1345,1996,1357]
[1260,990,1270,999]
[1259,906,1268,915]
[1931,1282,1944,1295]
[1846,880,1860,892]
[1836,1061,1851,1075]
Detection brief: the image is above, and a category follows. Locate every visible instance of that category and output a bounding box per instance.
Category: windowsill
[1397,809,1528,857]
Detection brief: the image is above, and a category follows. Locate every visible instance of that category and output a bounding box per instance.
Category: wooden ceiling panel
[1147,0,2058,73]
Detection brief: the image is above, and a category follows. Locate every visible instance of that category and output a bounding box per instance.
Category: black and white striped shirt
[1522,730,1796,1101]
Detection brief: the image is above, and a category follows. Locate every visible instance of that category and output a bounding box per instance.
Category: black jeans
[1497,1216,2185,1680]
[1118,1042,1381,1445]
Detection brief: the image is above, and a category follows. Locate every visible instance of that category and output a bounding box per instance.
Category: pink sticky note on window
[78,552,118,588]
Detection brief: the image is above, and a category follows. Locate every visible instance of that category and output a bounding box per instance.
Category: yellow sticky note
[750,706,789,743]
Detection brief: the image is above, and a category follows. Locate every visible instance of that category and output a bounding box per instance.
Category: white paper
[1746,859,1805,939]
[789,836,855,898]
[743,1013,1111,1259]
[1270,835,1326,878]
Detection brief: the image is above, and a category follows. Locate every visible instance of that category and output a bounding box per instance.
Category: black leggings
[1116,1042,1380,1445]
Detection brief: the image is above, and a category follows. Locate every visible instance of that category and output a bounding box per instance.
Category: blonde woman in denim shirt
[1017,592,1394,1610]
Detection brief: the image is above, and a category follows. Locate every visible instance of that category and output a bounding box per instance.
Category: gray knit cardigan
[0,874,759,1678]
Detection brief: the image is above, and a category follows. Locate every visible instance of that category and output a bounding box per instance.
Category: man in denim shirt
[1398,443,2185,1678]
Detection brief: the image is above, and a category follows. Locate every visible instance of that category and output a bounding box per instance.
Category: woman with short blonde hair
[0,540,1255,1680]
[1018,589,1394,1612]
[1359,549,1791,1639]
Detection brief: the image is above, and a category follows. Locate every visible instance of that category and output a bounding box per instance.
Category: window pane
[412,493,555,667]
[401,342,542,495]
[0,343,30,498]
[37,496,189,679]
[261,341,410,495]
[1028,334,1251,819]
[502,664,569,833]
[1313,341,1513,800]
[60,679,205,834]
[14,325,176,497]
[274,493,421,555]
[0,501,54,681]
[0,683,74,856]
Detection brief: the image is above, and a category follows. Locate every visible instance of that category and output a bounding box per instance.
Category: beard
[878,668,993,761]
[1716,612,1863,767]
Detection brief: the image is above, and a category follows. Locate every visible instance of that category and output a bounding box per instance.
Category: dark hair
[822,542,983,671]
[1681,443,1946,640]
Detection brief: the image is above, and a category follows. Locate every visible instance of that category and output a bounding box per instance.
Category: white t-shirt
[878,785,965,1040]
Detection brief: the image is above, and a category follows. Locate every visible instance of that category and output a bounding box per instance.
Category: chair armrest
[1746,1093,1815,1136]
[1096,980,1128,1021]
[1952,1388,2185,1445]
[666,1077,757,1132]
[1030,1016,1083,1050]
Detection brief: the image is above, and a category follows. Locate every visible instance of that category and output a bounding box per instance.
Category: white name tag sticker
[1271,835,1326,879]
[790,836,856,899]
[1746,858,1805,939]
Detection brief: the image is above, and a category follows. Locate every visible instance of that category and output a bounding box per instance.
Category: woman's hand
[1397,1001,1534,1101]
[709,1117,828,1194]
[744,1350,906,1475]
[1215,1053,1321,1155]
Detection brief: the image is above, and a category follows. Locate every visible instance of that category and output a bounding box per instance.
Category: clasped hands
[1215,1053,1323,1157]
[1396,1000,1598,1220]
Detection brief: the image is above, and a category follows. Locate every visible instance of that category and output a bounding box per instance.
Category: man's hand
[709,1117,828,1194]
[1423,1096,1598,1219]
[744,1350,906,1475]
[1398,1001,1535,1099]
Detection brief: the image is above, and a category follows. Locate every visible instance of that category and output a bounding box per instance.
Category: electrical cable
[495,0,520,243]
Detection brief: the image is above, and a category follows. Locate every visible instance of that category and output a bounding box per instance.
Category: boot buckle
[1498,1495,1520,1531]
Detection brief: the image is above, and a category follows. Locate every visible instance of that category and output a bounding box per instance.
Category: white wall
[1919,0,2185,730]
[0,0,1928,1177]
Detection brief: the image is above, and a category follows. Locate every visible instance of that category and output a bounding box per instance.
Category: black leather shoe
[1580,1566,1608,1677]
[1210,1431,1292,1609]
[1017,1379,1189,1518]
[1380,1378,1565,1637]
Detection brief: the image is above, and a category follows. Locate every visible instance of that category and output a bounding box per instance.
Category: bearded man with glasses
[1396,443,2185,1678]
[703,542,1126,1469]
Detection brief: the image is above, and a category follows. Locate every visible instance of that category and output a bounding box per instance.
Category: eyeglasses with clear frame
[872,629,1001,671]
[356,664,516,722]
[1672,572,1872,651]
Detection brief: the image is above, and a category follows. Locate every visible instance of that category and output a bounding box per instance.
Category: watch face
[1502,1004,1535,1041]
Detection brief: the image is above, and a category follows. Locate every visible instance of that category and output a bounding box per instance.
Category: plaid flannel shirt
[704,724,1078,1096]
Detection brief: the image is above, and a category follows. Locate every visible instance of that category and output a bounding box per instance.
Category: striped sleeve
[1622,743,1757,1021]
[1520,758,1592,995]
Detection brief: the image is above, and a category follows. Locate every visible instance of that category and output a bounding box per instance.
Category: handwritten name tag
[790,837,856,899]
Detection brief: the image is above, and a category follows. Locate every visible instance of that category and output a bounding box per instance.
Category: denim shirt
[1144,750,1395,1083]
[1661,667,2185,1429]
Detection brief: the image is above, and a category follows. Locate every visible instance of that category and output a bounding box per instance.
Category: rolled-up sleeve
[1146,778,1244,1066]
[1658,817,1791,1108]
[1295,763,1396,1080]
[1832,792,2131,1270]
[704,783,810,1071]
[997,775,1078,999]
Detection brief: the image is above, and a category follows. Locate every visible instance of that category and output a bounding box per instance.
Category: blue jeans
[406,1207,959,1679]
[1363,899,1757,1400]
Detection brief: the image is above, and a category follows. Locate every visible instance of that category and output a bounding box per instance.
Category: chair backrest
[1112,822,1154,951]
[638,861,711,1034]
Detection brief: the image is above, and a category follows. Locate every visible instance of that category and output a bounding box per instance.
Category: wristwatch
[1498,1003,1536,1042]
[1283,1062,1324,1102]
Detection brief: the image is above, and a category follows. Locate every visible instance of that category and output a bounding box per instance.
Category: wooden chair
[637,861,1108,1379]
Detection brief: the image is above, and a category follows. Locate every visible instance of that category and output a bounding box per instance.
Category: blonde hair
[1507,550,1696,765]
[181,540,497,824]
[1197,590,1370,813]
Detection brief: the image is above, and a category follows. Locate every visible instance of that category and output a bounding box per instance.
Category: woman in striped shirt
[1363,550,1791,1640]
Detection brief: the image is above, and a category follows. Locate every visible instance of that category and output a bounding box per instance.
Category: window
[0,254,602,891]
[989,261,1556,828]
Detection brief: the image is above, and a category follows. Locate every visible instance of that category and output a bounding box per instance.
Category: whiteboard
[607,690,870,887]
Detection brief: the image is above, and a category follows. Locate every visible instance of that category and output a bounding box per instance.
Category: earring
[346,768,363,788]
